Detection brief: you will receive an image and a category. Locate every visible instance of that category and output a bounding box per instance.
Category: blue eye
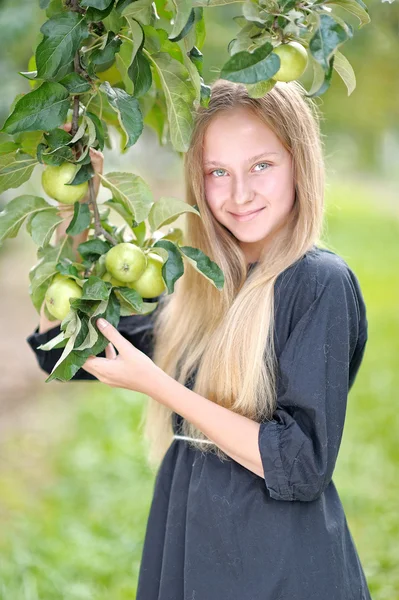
[210,162,270,177]
[254,162,270,171]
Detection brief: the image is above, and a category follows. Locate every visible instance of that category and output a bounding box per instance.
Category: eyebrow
[204,151,281,168]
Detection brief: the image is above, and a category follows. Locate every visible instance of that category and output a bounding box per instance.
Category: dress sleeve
[26,296,163,381]
[258,263,366,502]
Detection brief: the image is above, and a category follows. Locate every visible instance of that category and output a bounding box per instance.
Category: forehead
[202,107,284,162]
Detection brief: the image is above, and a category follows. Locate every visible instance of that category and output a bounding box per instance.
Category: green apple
[101,271,125,287]
[45,275,83,321]
[105,242,147,283]
[271,42,308,83]
[42,162,89,205]
[127,252,167,298]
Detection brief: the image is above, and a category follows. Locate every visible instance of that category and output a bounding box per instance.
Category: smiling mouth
[230,208,263,216]
[229,207,265,221]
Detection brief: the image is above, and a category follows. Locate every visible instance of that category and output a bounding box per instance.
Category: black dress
[26,245,372,600]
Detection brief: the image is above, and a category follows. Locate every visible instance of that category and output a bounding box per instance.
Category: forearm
[149,369,264,478]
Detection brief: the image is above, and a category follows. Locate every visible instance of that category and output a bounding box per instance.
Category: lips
[230,207,265,222]
[230,209,262,217]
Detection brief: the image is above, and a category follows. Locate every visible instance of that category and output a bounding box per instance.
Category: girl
[27,79,371,599]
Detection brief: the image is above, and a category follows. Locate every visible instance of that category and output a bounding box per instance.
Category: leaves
[152,239,185,293]
[27,208,64,248]
[178,245,225,290]
[65,202,92,236]
[121,0,154,26]
[98,171,153,223]
[148,196,200,232]
[45,289,121,383]
[309,13,350,71]
[220,41,280,84]
[147,51,196,152]
[325,0,370,28]
[129,51,153,97]
[35,12,89,81]
[0,82,70,135]
[0,153,38,194]
[168,0,194,40]
[332,49,356,96]
[0,195,53,245]
[100,81,144,149]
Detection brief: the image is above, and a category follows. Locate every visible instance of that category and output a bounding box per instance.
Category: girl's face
[203,106,296,263]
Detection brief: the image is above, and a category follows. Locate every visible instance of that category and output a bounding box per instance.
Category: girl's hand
[56,123,104,217]
[80,318,161,395]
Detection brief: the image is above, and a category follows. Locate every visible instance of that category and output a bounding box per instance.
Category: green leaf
[121,0,154,26]
[0,195,53,245]
[56,258,84,281]
[80,275,113,301]
[44,128,72,150]
[100,81,144,149]
[114,286,144,312]
[37,329,67,351]
[65,202,92,236]
[74,299,109,351]
[77,238,113,262]
[59,72,92,94]
[98,171,153,223]
[0,153,38,194]
[332,49,356,96]
[244,78,276,98]
[179,245,224,289]
[91,31,123,72]
[305,54,335,98]
[132,220,146,246]
[169,0,194,40]
[86,111,105,151]
[81,0,114,8]
[309,13,350,71]
[36,12,89,81]
[0,82,70,135]
[115,33,141,95]
[85,0,115,21]
[148,196,200,232]
[220,41,280,84]
[14,131,45,157]
[0,142,19,156]
[28,207,64,247]
[147,51,196,152]
[129,51,153,97]
[152,239,184,294]
[325,0,370,27]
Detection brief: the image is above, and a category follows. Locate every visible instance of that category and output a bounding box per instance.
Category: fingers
[89,147,104,175]
[105,342,117,360]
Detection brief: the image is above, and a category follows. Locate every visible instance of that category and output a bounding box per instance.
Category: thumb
[96,318,131,353]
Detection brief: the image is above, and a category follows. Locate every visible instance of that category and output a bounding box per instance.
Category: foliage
[0,0,374,380]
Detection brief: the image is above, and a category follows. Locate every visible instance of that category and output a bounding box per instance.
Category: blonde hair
[141,79,328,470]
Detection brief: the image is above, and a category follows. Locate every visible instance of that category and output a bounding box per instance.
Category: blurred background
[0,0,398,598]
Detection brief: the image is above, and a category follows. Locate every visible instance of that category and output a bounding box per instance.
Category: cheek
[204,177,228,211]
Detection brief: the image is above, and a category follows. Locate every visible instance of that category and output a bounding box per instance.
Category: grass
[0,178,398,599]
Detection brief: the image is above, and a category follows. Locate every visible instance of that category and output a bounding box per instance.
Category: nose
[231,173,255,207]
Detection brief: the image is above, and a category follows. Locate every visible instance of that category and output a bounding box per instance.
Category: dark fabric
[26,295,163,380]
[136,246,372,600]
[26,246,372,599]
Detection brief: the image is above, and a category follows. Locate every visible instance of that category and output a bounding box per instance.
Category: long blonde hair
[141,79,327,470]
